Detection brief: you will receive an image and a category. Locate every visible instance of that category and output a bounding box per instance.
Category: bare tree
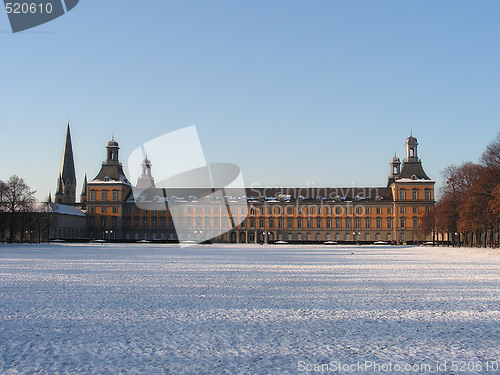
[1,176,36,243]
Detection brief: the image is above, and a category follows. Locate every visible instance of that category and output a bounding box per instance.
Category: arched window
[424,188,431,200]
[364,218,371,229]
[400,217,406,229]
[412,189,418,201]
[412,217,419,228]
[399,189,405,200]
[316,217,322,229]
[345,217,351,229]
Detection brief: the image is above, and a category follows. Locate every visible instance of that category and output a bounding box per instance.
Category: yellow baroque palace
[79,134,435,244]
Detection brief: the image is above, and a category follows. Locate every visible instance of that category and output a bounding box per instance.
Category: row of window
[91,216,419,230]
[398,188,432,201]
[89,190,120,202]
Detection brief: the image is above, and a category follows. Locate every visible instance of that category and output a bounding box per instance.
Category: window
[278,217,284,228]
[196,207,202,214]
[269,218,274,228]
[213,218,219,228]
[90,190,96,201]
[376,207,381,214]
[89,217,95,227]
[143,217,148,228]
[186,218,192,228]
[196,218,202,228]
[399,189,405,200]
[205,207,211,214]
[112,207,118,213]
[101,217,106,227]
[316,217,322,229]
[287,218,293,229]
[126,206,131,214]
[324,207,331,215]
[400,207,406,214]
[355,206,362,215]
[240,218,246,229]
[335,207,342,215]
[326,218,332,228]
[161,218,166,228]
[365,218,371,229]
[412,217,419,228]
[387,218,393,229]
[112,190,118,201]
[90,207,95,213]
[412,189,418,201]
[425,189,431,200]
[134,217,140,227]
[125,217,131,228]
[355,218,361,229]
[297,218,303,229]
[187,207,192,214]
[387,207,392,214]
[249,219,255,229]
[376,218,381,229]
[306,218,312,228]
[102,191,108,201]
[135,207,140,214]
[287,206,294,215]
[400,218,406,229]
[213,207,219,214]
[259,218,264,228]
[413,207,418,214]
[169,217,174,227]
[112,217,117,227]
[101,207,107,213]
[365,207,371,214]
[345,218,351,229]
[335,217,341,229]
[250,208,255,216]
[152,217,157,228]
[143,209,148,214]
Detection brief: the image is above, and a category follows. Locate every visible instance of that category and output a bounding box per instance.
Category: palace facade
[78,131,435,244]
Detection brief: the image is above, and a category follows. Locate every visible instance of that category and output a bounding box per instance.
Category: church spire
[80,174,88,207]
[56,122,77,204]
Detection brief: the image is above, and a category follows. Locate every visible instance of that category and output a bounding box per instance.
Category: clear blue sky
[1,1,499,201]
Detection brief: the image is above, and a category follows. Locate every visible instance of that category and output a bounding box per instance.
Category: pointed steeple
[80,174,88,207]
[55,174,64,203]
[80,174,88,197]
[57,122,77,204]
[48,192,52,203]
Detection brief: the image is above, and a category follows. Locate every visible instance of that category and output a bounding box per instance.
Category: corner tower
[399,134,430,180]
[86,136,132,241]
[55,122,77,204]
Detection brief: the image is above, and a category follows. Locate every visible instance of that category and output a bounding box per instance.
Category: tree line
[0,175,53,243]
[423,133,500,247]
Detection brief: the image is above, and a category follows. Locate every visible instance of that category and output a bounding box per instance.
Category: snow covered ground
[0,244,499,374]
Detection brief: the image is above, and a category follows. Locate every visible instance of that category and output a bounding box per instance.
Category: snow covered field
[0,244,499,374]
